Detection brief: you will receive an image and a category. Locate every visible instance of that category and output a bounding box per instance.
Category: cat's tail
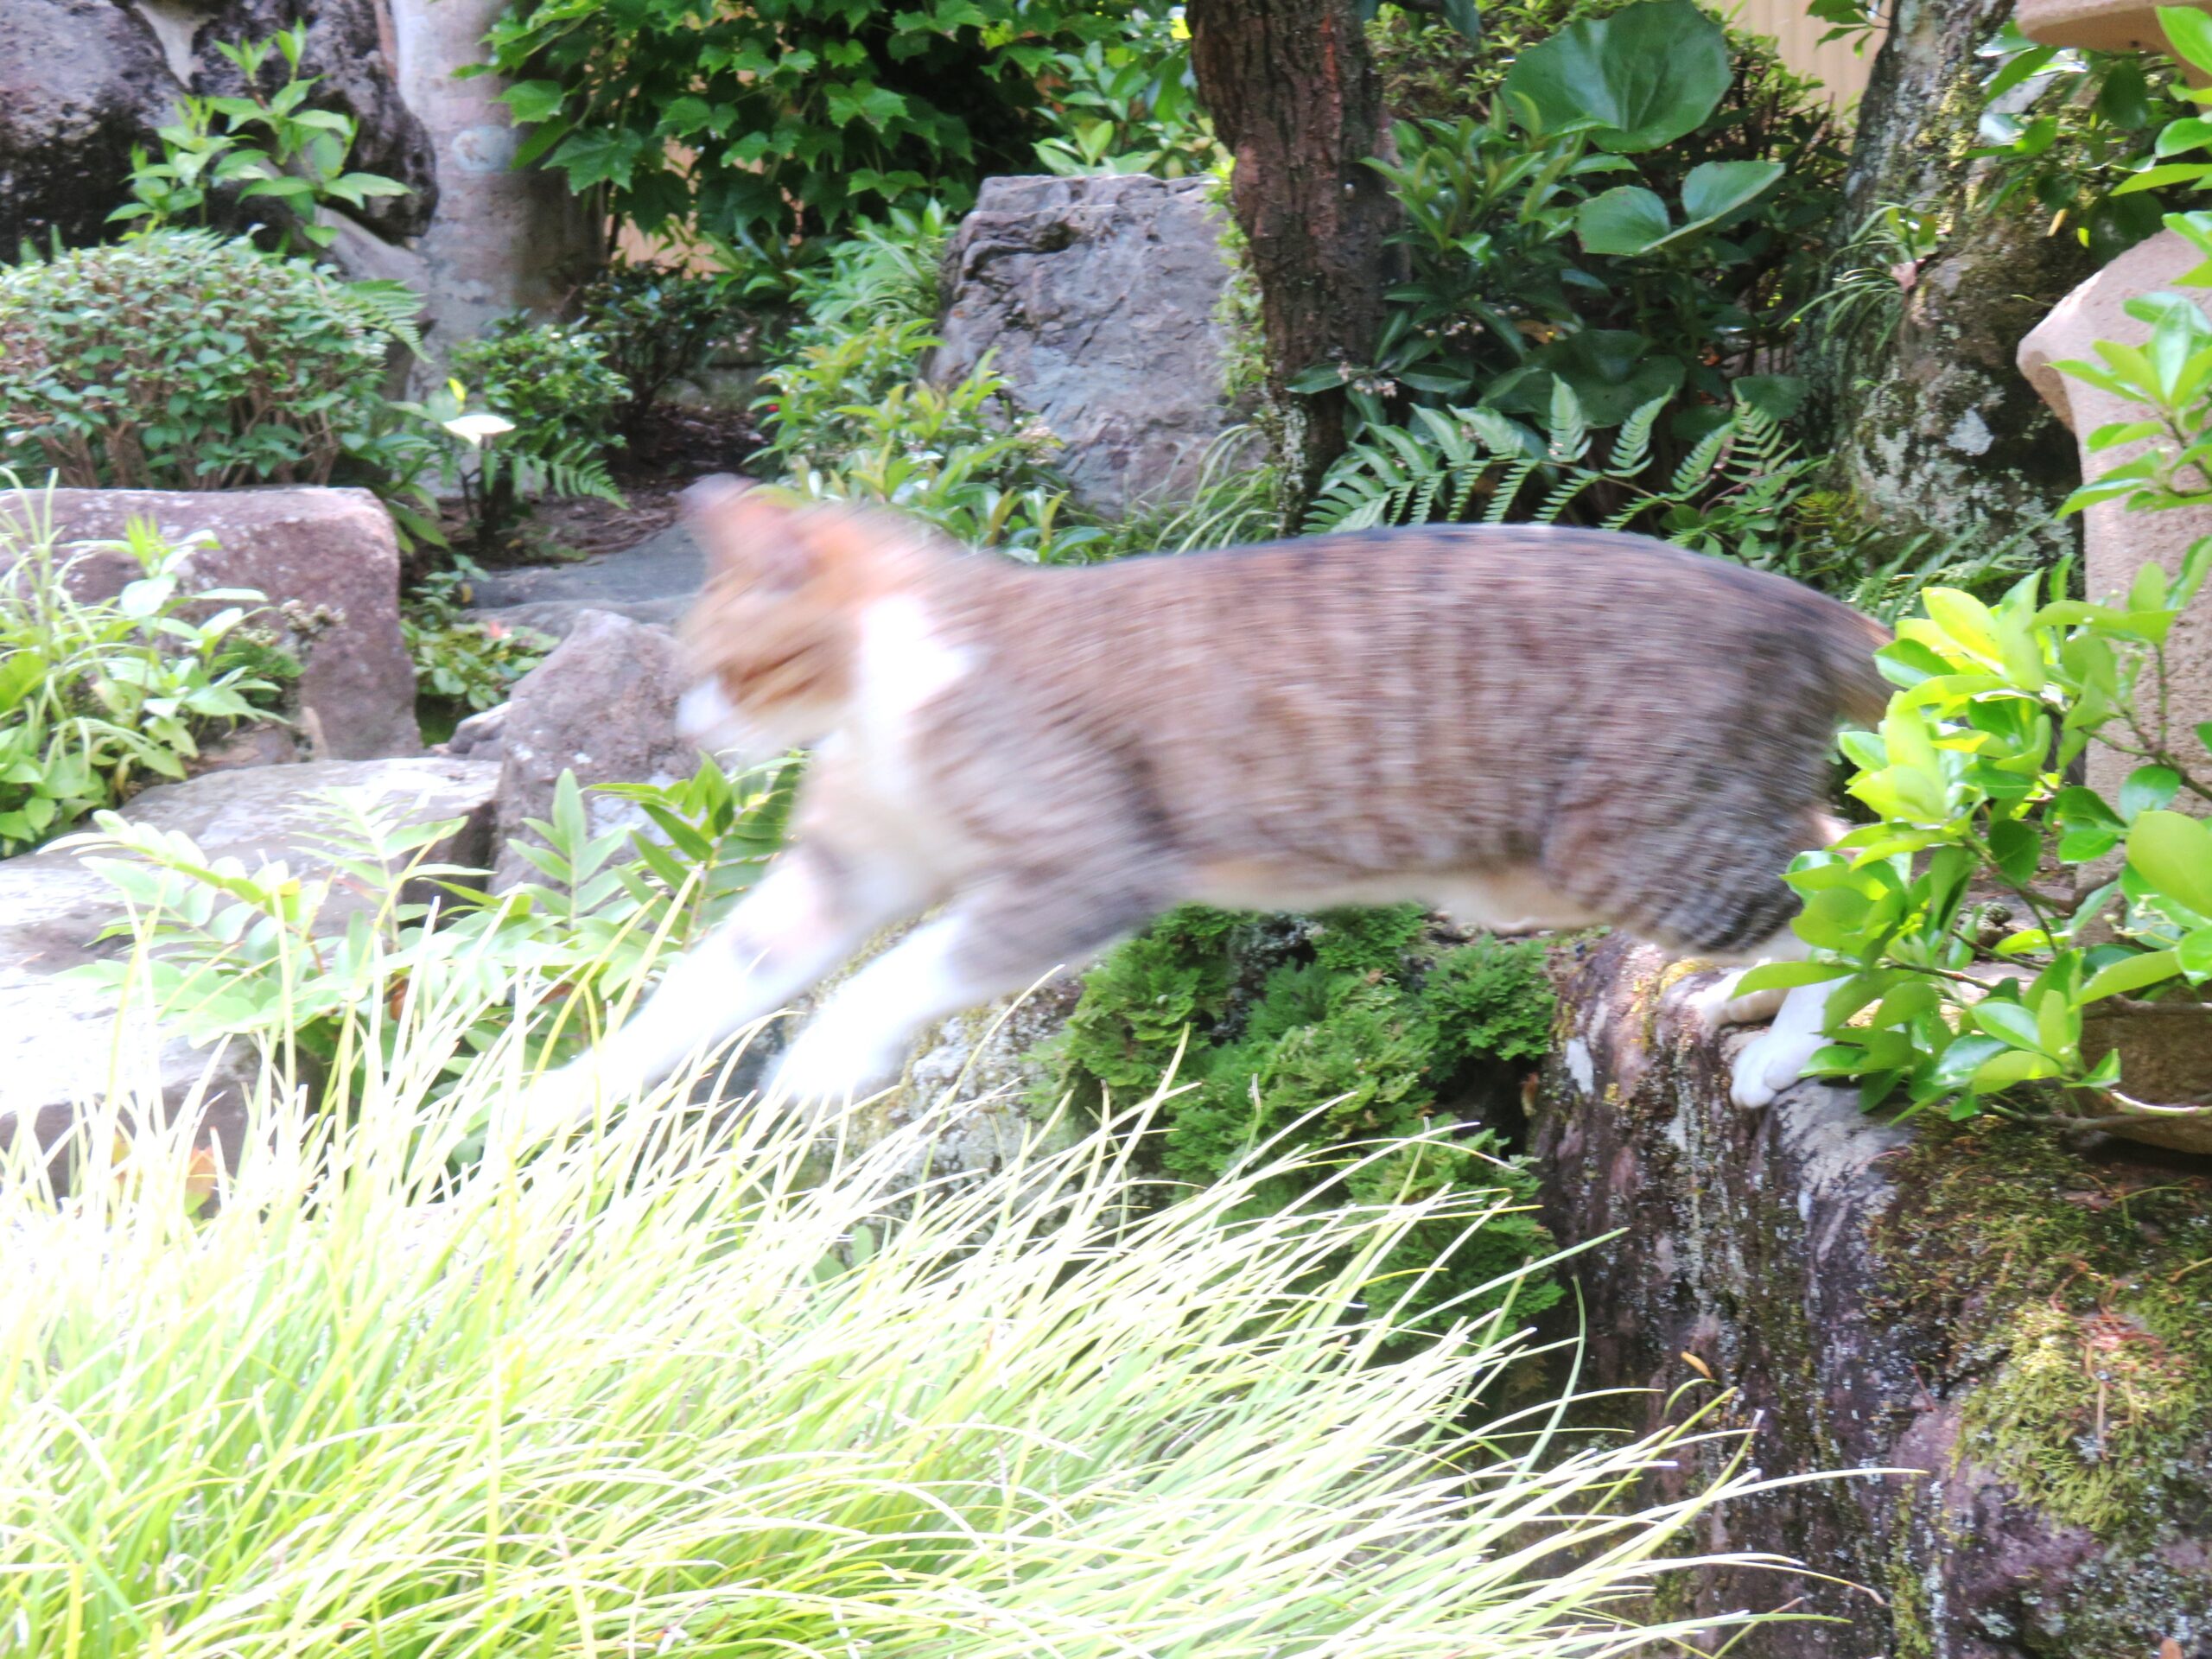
[1821,605,1894,728]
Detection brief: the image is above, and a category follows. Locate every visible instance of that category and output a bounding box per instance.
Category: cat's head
[675,478,939,753]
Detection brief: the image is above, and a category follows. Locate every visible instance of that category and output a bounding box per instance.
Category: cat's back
[910,523,1885,935]
[962,523,1881,721]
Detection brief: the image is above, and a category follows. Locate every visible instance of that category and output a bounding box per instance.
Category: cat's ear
[684,475,815,591]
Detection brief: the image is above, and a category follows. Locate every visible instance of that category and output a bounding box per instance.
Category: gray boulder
[489,608,703,890]
[932,174,1243,517]
[0,0,181,254]
[13,486,421,760]
[0,755,499,1185]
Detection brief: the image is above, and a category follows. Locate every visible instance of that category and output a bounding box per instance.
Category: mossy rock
[1531,931,2212,1656]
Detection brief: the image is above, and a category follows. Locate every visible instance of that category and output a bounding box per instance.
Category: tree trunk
[1809,0,2098,563]
[1186,0,1398,506]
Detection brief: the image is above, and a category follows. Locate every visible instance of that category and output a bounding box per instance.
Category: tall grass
[2,950,1843,1656]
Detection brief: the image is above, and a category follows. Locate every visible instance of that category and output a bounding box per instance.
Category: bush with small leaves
[0,232,406,492]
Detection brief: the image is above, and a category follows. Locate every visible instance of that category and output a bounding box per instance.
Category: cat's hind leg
[1683,928,1847,1111]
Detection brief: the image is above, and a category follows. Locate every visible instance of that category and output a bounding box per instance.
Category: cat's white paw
[1687,969,1788,1033]
[765,1022,898,1103]
[1686,968,1745,1032]
[1726,1026,1825,1110]
[511,1058,627,1146]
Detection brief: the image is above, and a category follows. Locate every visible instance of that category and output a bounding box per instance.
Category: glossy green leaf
[1576,186,1672,253]
[2082,946,2182,1001]
[1500,0,1731,152]
[2127,809,2212,916]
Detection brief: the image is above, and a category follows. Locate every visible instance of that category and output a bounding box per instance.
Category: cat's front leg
[512,843,924,1143]
[766,871,1163,1104]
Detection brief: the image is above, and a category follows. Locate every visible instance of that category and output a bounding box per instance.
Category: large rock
[188,0,437,240]
[0,0,182,254]
[13,486,421,760]
[1533,933,2212,1657]
[0,755,499,1181]
[932,175,1243,517]
[489,608,703,890]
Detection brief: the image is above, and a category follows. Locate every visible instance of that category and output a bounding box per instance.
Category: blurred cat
[516,480,1886,1140]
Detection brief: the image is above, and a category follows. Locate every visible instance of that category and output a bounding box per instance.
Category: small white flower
[442,412,515,447]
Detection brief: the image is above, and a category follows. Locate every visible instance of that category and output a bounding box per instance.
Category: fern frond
[1446,463,1486,521]
[1482,458,1537,524]
[1606,397,1668,478]
[344,277,427,357]
[1469,408,1541,462]
[1545,381,1590,467]
[1669,423,1733,495]
[1534,474,1592,525]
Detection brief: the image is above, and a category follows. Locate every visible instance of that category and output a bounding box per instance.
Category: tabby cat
[517,479,1886,1139]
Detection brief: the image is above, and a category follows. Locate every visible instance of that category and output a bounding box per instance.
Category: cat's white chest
[836,594,973,858]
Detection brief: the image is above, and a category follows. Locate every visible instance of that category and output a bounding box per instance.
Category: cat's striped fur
[517,480,1888,1138]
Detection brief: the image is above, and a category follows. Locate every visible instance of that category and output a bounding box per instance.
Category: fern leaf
[1607,397,1667,479]
[1482,459,1535,524]
[1669,423,1733,495]
[1545,381,1589,467]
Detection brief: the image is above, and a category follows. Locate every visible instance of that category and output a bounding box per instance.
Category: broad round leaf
[1577,186,1672,254]
[1676,159,1784,227]
[1500,0,1732,153]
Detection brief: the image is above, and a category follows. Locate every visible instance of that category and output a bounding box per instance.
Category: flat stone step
[466,521,702,641]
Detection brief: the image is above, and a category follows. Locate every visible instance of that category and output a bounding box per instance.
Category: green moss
[212,631,303,715]
[1876,1119,2212,1552]
[1033,906,1562,1339]
[1888,1489,1936,1659]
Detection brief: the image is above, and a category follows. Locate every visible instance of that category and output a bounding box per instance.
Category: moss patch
[1875,1119,2212,1550]
[1031,904,1562,1339]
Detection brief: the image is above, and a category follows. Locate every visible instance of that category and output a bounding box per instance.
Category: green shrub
[1031,6,1224,178]
[0,231,410,492]
[755,208,1097,560]
[0,501,285,855]
[450,315,628,463]
[404,325,628,557]
[1035,903,1562,1339]
[1967,18,2190,264]
[477,0,1163,245]
[401,567,551,733]
[1337,1,1847,460]
[785,201,951,340]
[575,262,745,431]
[108,23,414,256]
[1735,228,2212,1130]
[0,987,1827,1657]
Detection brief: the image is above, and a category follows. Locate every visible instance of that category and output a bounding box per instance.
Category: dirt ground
[443,404,760,569]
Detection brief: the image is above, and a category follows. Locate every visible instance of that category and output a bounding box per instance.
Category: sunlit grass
[2,939,1842,1657]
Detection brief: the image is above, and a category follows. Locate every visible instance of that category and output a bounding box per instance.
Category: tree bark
[1186,0,1398,505]
[1808,0,2098,563]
